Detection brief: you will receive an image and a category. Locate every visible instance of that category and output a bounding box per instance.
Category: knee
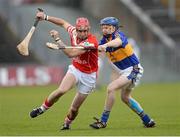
[107,85,115,95]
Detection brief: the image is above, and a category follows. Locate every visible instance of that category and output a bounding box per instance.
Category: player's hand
[49,30,60,41]
[46,42,60,50]
[98,44,107,52]
[83,46,96,50]
[36,11,46,21]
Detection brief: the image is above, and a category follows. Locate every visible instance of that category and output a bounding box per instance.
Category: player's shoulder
[87,34,98,41]
[88,33,96,38]
[67,25,76,33]
[115,30,127,38]
[86,34,98,47]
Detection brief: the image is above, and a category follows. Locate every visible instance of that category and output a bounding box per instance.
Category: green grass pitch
[0,83,180,136]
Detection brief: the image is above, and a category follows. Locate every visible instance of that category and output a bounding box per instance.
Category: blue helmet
[100,17,119,28]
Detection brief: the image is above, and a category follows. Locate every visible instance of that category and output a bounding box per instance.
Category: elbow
[66,53,76,58]
[64,49,81,58]
[117,38,122,45]
[63,50,77,58]
[67,55,74,58]
[111,38,122,47]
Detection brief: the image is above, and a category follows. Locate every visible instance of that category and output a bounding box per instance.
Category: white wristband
[46,15,49,21]
[44,14,49,21]
[55,37,61,42]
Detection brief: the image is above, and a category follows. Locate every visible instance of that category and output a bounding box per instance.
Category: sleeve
[115,32,128,48]
[99,37,105,45]
[66,25,76,36]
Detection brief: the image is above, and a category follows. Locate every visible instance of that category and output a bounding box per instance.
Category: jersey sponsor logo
[82,42,94,47]
[73,57,88,64]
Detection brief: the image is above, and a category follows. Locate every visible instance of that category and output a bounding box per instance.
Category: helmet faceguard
[75,17,90,40]
[76,17,90,30]
[100,17,120,37]
[100,17,119,29]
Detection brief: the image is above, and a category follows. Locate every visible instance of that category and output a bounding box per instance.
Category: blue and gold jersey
[99,31,139,70]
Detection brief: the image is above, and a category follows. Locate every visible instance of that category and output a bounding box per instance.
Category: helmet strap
[104,34,112,39]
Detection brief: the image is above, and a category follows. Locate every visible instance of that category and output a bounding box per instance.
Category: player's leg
[61,67,96,130]
[61,92,88,130]
[30,72,76,118]
[120,64,155,127]
[121,87,155,128]
[90,76,131,129]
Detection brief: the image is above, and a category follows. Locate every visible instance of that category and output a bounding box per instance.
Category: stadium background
[0,0,180,136]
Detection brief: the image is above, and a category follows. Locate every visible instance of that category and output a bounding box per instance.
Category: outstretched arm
[98,37,122,52]
[49,30,86,58]
[36,11,71,30]
[104,37,122,48]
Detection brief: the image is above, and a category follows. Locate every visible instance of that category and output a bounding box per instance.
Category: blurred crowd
[8,0,45,6]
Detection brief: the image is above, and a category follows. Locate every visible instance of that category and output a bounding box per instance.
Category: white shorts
[67,65,96,94]
[111,63,144,89]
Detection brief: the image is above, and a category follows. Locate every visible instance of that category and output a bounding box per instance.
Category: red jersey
[67,25,98,74]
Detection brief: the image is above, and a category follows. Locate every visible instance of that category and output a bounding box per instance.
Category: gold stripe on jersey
[106,43,134,63]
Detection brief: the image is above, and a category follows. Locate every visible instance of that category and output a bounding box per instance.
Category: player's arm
[47,16,70,30]
[36,11,70,30]
[98,37,122,52]
[55,39,86,58]
[104,37,122,48]
[63,48,86,58]
[50,30,86,58]
[57,40,86,58]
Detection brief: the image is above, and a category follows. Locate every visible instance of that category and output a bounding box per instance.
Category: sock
[128,97,143,115]
[100,110,110,123]
[64,116,72,125]
[41,98,53,112]
[141,114,151,124]
[40,105,47,112]
[139,111,145,118]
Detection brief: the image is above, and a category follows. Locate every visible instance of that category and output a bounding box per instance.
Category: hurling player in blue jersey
[90,17,155,129]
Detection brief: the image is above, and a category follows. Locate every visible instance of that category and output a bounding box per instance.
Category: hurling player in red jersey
[30,11,98,130]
